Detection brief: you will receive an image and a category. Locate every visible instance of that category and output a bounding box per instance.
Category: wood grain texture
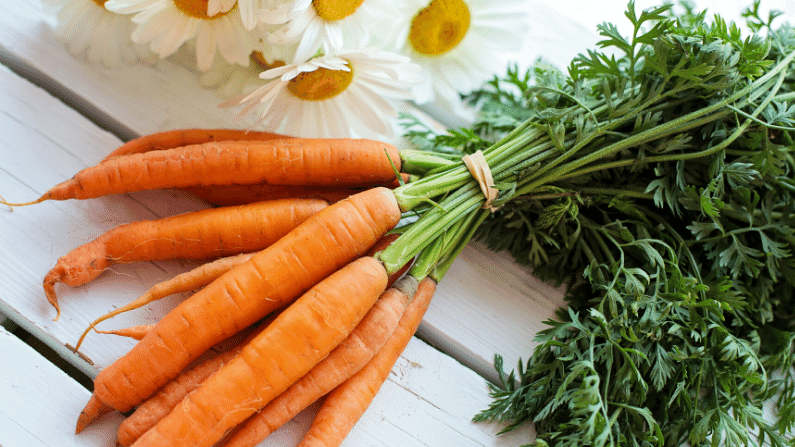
[0,327,125,447]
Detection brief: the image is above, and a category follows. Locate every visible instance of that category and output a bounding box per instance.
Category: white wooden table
[0,1,790,446]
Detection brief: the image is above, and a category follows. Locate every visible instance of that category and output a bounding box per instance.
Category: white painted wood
[0,325,528,447]
[0,326,125,447]
[339,336,535,447]
[242,337,535,447]
[0,61,212,378]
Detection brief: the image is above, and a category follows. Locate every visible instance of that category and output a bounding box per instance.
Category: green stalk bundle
[382,2,795,445]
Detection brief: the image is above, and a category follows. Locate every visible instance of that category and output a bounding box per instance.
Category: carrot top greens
[392,1,795,445]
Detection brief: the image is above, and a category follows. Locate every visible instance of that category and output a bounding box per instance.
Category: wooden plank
[0,326,125,447]
[0,323,529,447]
[0,61,211,379]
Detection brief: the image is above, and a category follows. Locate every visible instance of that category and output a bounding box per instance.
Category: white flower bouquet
[43,0,528,138]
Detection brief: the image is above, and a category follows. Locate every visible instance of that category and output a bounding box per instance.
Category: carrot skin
[296,277,437,447]
[116,349,239,447]
[184,184,356,207]
[131,256,389,447]
[79,187,400,430]
[115,319,273,447]
[184,173,410,208]
[75,394,112,434]
[45,198,326,320]
[101,129,289,162]
[45,139,402,202]
[217,276,419,447]
[113,234,411,445]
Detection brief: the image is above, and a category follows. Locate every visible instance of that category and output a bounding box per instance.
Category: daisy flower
[207,0,268,30]
[199,41,298,98]
[261,0,401,63]
[42,0,155,67]
[224,47,424,139]
[391,0,528,116]
[104,0,259,71]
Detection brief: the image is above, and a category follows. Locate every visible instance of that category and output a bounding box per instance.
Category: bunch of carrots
[2,128,480,447]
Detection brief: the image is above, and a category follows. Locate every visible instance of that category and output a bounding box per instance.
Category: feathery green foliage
[398,1,795,445]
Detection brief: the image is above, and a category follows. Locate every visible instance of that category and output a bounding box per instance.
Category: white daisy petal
[237,0,257,30]
[290,18,324,63]
[226,49,422,139]
[104,0,161,15]
[207,0,236,16]
[46,0,154,66]
[391,0,528,114]
[195,24,217,71]
[108,0,257,69]
[268,0,402,63]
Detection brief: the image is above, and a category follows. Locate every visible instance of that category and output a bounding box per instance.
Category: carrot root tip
[76,394,113,434]
[0,194,48,208]
[43,274,62,321]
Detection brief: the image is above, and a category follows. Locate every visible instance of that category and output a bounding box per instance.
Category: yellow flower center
[251,51,287,70]
[311,0,365,22]
[287,63,354,101]
[92,0,108,6]
[409,0,471,56]
[173,0,230,19]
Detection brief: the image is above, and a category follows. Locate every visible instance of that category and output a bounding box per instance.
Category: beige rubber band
[462,150,498,211]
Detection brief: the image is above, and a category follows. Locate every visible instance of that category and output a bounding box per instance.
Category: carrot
[116,235,412,447]
[116,347,240,446]
[184,184,357,207]
[1,139,401,206]
[296,277,437,447]
[73,252,256,351]
[216,275,420,447]
[95,324,154,341]
[45,198,327,320]
[184,173,410,207]
[130,256,389,447]
[115,317,276,447]
[76,187,401,432]
[101,128,289,162]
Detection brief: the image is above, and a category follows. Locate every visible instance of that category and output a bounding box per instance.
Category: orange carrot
[45,198,327,320]
[2,139,401,206]
[216,275,420,447]
[296,277,437,447]
[74,252,256,351]
[115,317,276,447]
[183,184,357,207]
[101,128,289,162]
[76,187,401,432]
[130,256,389,447]
[184,173,410,207]
[116,348,238,447]
[95,324,154,341]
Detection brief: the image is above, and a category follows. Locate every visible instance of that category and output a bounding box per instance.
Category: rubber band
[462,150,498,211]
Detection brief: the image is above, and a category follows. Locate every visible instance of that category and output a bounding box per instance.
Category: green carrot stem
[381,184,483,275]
[400,150,458,175]
[431,209,490,282]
